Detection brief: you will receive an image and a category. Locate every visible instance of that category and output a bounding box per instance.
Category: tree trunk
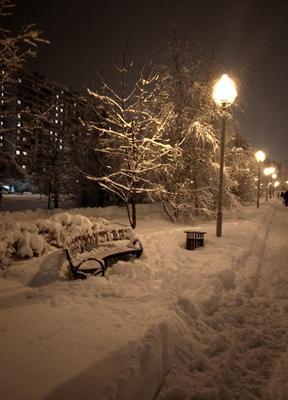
[126,192,137,229]
[54,186,59,208]
[47,182,51,209]
[162,201,176,223]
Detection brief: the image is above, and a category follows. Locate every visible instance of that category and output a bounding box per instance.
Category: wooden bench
[64,226,143,280]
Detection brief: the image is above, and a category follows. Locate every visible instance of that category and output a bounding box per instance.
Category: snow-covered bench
[64,226,143,279]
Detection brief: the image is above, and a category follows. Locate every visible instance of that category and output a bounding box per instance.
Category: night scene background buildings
[1,0,288,209]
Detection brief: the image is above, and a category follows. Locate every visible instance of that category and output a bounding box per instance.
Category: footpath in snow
[0,201,287,399]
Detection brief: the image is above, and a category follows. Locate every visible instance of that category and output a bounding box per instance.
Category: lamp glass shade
[213,74,237,107]
[255,150,266,162]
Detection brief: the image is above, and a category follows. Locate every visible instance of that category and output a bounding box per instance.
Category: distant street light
[263,166,276,201]
[255,150,266,208]
[271,173,277,196]
[213,74,237,237]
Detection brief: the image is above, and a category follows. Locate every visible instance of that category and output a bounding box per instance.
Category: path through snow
[156,202,288,400]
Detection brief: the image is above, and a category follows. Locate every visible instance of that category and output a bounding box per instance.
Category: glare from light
[263,166,276,176]
[212,74,237,107]
[255,150,266,162]
[272,173,277,179]
[274,181,280,187]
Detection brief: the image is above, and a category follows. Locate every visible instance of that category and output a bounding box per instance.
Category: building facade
[0,70,87,178]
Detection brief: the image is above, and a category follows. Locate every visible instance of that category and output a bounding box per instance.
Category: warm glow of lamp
[274,181,280,187]
[263,166,276,176]
[272,173,277,179]
[212,74,237,108]
[255,150,266,162]
[263,167,271,176]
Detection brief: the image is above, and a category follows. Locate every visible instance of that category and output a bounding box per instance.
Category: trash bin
[184,231,207,250]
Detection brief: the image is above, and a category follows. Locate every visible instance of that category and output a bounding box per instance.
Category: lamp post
[263,166,276,201]
[212,74,237,237]
[274,180,280,197]
[271,173,277,196]
[255,150,266,208]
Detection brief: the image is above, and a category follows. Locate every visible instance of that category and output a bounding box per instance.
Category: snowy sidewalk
[0,201,286,400]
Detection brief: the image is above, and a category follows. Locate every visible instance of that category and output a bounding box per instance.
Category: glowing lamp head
[272,173,277,179]
[263,167,271,176]
[263,166,276,176]
[274,181,280,188]
[255,150,266,162]
[212,74,237,108]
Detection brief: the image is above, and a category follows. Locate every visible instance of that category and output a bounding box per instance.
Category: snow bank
[0,211,117,267]
[1,201,287,400]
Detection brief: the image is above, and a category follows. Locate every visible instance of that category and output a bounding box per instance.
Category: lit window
[23,151,27,156]
[56,106,59,111]
[22,165,26,169]
[17,99,21,105]
[59,138,63,143]
[17,121,21,127]
[17,113,21,119]
[0,121,3,126]
[60,108,63,112]
[0,135,3,139]
[23,137,26,142]
[59,145,63,149]
[55,113,58,117]
[49,130,53,135]
[55,119,58,124]
[18,78,22,83]
[16,150,20,155]
[56,94,59,99]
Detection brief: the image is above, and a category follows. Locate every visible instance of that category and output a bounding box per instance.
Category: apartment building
[0,70,87,178]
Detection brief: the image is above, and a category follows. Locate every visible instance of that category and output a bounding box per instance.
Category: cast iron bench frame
[64,227,143,280]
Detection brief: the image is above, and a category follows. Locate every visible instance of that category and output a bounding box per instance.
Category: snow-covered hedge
[0,212,114,267]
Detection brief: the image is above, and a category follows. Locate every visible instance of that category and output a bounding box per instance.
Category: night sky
[10,0,288,162]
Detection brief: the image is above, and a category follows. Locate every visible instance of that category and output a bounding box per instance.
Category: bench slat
[64,230,143,280]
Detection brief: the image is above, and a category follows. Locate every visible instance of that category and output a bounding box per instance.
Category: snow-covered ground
[0,200,287,400]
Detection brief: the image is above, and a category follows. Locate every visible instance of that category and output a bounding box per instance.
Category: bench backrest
[64,227,133,256]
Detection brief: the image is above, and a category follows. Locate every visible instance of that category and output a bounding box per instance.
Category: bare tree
[83,49,176,228]
[153,38,221,221]
[0,0,47,80]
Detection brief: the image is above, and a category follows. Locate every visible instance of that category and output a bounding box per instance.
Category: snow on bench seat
[64,227,143,280]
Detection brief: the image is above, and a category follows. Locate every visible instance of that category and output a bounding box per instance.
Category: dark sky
[10,0,288,162]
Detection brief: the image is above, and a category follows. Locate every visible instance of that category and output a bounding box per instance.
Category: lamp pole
[257,163,261,208]
[263,166,276,202]
[255,150,266,208]
[212,74,237,237]
[272,173,277,197]
[216,113,226,237]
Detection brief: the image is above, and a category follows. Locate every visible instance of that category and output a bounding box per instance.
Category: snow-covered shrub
[20,222,39,234]
[0,210,126,267]
[16,231,47,258]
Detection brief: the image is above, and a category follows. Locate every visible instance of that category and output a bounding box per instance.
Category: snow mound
[0,211,126,267]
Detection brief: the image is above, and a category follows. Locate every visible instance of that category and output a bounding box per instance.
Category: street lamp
[263,166,276,201]
[255,150,266,208]
[272,173,277,196]
[213,74,237,237]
